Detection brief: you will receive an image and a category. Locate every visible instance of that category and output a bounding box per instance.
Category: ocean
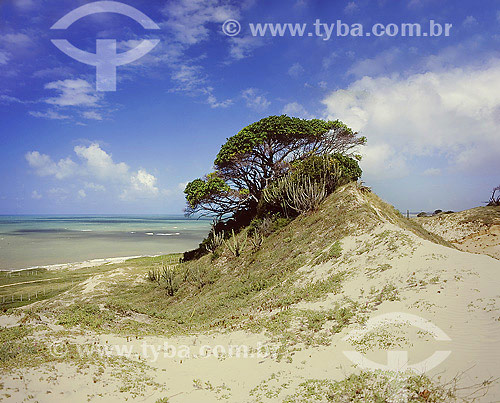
[0,215,211,270]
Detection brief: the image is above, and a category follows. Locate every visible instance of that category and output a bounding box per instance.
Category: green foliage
[161,264,178,296]
[263,174,328,216]
[57,303,115,330]
[283,370,460,402]
[147,268,161,285]
[204,228,225,253]
[0,326,37,364]
[314,241,343,265]
[215,115,341,167]
[223,229,247,257]
[263,154,362,217]
[186,115,365,218]
[184,172,231,209]
[333,153,363,183]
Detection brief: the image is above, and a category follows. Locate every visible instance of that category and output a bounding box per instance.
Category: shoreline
[0,254,170,273]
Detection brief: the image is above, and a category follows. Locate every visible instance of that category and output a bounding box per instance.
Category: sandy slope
[415,207,500,260]
[1,189,500,402]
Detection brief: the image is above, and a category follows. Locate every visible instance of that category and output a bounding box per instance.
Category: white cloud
[344,1,359,14]
[0,50,9,65]
[162,0,238,45]
[45,79,101,107]
[29,110,70,120]
[347,48,402,78]
[12,0,36,10]
[322,53,338,70]
[31,190,42,200]
[0,94,24,104]
[288,63,304,78]
[497,11,500,23]
[322,59,500,179]
[84,182,106,192]
[121,169,159,200]
[282,102,312,118]
[462,16,478,28]
[241,88,270,111]
[228,36,263,60]
[1,33,31,48]
[203,86,232,108]
[74,143,129,181]
[25,151,77,179]
[82,111,103,121]
[26,143,162,202]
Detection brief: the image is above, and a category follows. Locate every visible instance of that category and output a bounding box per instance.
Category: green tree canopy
[184,115,365,218]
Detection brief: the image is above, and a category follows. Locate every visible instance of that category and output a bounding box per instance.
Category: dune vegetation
[1,116,499,402]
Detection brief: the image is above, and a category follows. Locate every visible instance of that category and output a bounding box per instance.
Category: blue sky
[1,0,499,214]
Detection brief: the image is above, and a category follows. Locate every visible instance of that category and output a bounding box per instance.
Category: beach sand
[1,194,499,402]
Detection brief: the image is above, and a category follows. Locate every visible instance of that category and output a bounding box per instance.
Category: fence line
[0,277,62,289]
[0,280,77,306]
[1,288,47,305]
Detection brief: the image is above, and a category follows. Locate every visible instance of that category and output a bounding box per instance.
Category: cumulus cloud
[344,1,359,14]
[121,169,159,200]
[0,33,31,48]
[288,63,305,78]
[322,59,500,179]
[0,50,9,65]
[26,143,163,201]
[282,102,312,118]
[82,111,103,121]
[31,190,42,200]
[74,143,129,181]
[241,88,270,111]
[12,0,36,10]
[162,0,238,45]
[84,182,106,192]
[25,151,77,179]
[347,48,403,78]
[228,36,264,60]
[462,16,478,28]
[44,79,101,107]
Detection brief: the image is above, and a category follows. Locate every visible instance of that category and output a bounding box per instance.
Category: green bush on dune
[182,115,364,261]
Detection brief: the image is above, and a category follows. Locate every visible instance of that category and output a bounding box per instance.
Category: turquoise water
[0,215,211,270]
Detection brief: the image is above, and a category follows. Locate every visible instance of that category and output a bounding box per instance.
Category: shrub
[161,264,178,296]
[205,228,224,253]
[262,154,362,217]
[487,185,500,206]
[147,268,161,285]
[223,229,247,257]
[263,174,328,216]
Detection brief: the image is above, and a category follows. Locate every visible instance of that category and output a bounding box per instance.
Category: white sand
[1,223,500,401]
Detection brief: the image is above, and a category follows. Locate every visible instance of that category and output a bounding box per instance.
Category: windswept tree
[487,185,500,206]
[184,115,365,218]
